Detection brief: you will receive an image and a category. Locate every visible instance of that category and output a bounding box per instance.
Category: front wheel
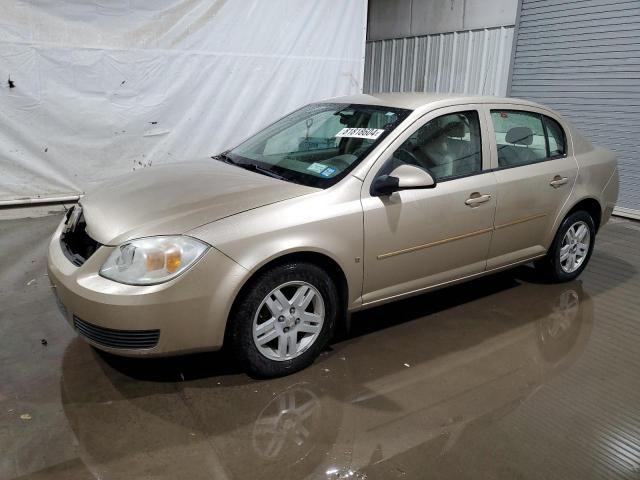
[228,262,338,378]
[536,210,596,282]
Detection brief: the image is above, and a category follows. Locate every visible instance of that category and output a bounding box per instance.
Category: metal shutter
[508,0,640,217]
[364,27,514,96]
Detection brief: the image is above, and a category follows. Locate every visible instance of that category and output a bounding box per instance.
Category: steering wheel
[395,147,436,171]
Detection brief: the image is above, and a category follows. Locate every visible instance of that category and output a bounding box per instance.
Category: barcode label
[335,128,385,140]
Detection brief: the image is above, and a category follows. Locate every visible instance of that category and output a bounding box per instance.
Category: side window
[491,110,547,168]
[387,111,482,181]
[543,116,566,157]
[491,110,567,168]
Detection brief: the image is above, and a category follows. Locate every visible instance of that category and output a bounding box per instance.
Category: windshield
[224,103,411,188]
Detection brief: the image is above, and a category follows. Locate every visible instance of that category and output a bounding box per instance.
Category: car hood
[81,160,318,245]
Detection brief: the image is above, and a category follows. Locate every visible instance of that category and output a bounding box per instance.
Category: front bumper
[47,218,248,356]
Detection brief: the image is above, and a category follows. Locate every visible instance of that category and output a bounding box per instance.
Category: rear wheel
[536,210,596,282]
[229,262,338,378]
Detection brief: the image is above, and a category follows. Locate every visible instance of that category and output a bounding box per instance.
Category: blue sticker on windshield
[320,167,337,177]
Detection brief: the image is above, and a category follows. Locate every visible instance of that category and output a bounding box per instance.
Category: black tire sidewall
[549,211,596,282]
[229,262,339,378]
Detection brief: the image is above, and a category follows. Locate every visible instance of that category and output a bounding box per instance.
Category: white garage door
[509,0,640,217]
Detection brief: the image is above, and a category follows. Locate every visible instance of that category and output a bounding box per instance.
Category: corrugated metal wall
[509,0,640,215]
[364,26,514,96]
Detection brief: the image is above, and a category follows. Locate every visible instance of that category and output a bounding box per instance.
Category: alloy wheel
[252,281,325,361]
[559,221,591,274]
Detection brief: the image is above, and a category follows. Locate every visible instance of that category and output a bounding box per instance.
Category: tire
[536,210,596,282]
[228,262,339,378]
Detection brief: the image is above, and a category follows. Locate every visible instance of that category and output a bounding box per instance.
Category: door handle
[549,175,568,188]
[465,193,492,207]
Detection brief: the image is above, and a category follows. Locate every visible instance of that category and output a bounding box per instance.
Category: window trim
[489,108,568,171]
[542,114,568,160]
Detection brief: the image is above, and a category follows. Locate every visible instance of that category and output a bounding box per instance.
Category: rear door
[485,104,578,268]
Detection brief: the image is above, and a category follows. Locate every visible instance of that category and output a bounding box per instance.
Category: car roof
[321,92,549,113]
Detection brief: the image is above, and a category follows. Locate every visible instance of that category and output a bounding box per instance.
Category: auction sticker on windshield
[335,128,385,140]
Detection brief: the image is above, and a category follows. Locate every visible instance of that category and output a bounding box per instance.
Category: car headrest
[443,121,465,138]
[505,126,533,146]
[416,120,466,145]
[416,122,438,145]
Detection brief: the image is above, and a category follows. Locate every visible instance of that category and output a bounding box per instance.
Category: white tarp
[0,0,367,201]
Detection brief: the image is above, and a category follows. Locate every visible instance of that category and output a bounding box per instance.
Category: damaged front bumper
[47,214,248,356]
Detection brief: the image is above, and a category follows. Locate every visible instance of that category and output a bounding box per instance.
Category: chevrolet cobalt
[48,94,618,377]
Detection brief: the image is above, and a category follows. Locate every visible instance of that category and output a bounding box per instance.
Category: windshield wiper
[212,152,287,181]
[211,152,237,165]
[240,163,287,181]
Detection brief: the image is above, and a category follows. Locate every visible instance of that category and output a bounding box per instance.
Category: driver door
[360,106,497,305]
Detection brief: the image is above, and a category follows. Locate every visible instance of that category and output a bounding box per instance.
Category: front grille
[73,316,160,350]
[60,206,101,266]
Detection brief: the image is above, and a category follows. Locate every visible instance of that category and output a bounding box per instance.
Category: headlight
[100,236,209,285]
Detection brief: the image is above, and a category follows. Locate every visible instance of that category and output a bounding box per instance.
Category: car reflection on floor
[58,270,591,480]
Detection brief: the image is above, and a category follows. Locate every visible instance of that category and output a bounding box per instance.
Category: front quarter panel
[187,176,365,310]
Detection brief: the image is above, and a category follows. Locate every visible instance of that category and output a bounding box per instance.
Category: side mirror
[370,164,436,196]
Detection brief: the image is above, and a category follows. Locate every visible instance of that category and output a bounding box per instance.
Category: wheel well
[228,251,349,329]
[567,198,602,232]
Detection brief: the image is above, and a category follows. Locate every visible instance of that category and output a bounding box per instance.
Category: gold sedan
[47,93,618,377]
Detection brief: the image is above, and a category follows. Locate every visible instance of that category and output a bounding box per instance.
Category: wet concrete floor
[1,213,639,479]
